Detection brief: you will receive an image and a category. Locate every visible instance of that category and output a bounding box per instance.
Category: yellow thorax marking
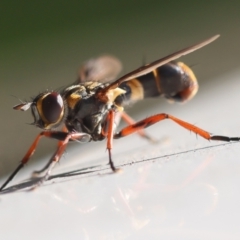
[67,93,81,109]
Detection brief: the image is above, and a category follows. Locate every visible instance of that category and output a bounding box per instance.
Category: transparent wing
[78,55,122,83]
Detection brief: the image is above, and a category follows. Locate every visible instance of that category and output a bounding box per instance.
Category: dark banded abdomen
[115,61,198,106]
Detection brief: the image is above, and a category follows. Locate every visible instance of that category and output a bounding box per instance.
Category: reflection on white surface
[1,71,240,240]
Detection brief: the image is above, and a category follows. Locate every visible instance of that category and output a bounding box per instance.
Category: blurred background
[1,1,240,239]
[1,0,240,173]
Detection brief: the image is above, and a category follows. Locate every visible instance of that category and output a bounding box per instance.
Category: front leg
[0,131,91,191]
[30,132,91,190]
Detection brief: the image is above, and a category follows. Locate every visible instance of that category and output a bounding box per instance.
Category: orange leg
[0,131,91,191]
[114,113,240,142]
[32,126,69,177]
[105,110,119,172]
[120,112,157,143]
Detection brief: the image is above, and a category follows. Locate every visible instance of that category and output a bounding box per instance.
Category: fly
[1,34,239,191]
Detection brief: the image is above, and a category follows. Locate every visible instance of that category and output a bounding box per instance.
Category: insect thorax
[62,82,113,140]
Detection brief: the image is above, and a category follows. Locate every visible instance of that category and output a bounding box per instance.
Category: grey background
[1,1,240,239]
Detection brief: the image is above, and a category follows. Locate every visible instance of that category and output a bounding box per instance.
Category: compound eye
[41,93,64,123]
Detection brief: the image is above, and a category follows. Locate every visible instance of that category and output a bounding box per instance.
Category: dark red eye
[41,93,64,123]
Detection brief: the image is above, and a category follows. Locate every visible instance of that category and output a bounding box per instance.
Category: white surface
[1,70,240,240]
